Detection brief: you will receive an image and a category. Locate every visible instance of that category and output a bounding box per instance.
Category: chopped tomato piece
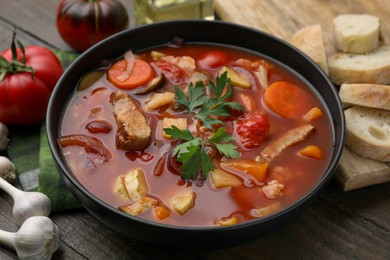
[154,60,187,85]
[107,59,154,89]
[198,50,229,70]
[235,111,270,149]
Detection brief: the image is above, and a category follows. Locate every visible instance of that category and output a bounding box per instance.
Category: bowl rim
[47,19,345,232]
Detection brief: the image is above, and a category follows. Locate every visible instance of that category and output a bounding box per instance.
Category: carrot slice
[221,160,268,182]
[299,145,323,160]
[263,81,312,119]
[303,106,323,121]
[107,59,154,89]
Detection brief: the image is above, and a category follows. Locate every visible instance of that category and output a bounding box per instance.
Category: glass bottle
[132,0,214,26]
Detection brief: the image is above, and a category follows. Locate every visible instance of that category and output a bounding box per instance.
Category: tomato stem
[0,29,35,82]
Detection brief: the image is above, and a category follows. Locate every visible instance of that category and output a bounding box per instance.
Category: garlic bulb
[0,122,9,150]
[0,175,51,226]
[0,216,60,260]
[0,156,16,183]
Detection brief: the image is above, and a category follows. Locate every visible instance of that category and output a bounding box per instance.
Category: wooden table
[0,1,389,259]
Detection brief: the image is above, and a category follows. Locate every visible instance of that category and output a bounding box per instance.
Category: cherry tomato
[0,33,63,125]
[154,60,187,85]
[235,111,270,149]
[198,51,229,70]
[56,0,129,52]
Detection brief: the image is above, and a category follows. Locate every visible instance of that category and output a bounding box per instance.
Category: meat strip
[110,91,151,150]
[257,124,315,162]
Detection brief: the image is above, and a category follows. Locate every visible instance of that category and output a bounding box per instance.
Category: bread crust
[339,83,390,110]
[328,45,390,85]
[345,106,390,162]
[332,14,380,54]
[291,24,329,75]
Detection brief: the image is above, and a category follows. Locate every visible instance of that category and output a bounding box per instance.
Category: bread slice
[291,24,329,75]
[332,14,380,54]
[328,44,390,85]
[339,83,390,110]
[345,106,390,162]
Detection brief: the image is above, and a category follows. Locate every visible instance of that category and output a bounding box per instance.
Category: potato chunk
[216,216,240,226]
[173,192,196,215]
[116,168,148,201]
[220,66,250,89]
[210,169,242,188]
[146,92,175,110]
[119,197,157,216]
[162,118,188,139]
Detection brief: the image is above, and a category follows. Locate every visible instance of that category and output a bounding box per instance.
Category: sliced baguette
[339,83,390,110]
[345,106,390,162]
[332,14,380,54]
[328,44,390,85]
[291,24,329,75]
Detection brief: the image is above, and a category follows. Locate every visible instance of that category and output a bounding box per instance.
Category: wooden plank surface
[215,0,390,190]
[0,1,389,259]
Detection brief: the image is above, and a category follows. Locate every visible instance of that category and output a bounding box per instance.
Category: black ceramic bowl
[47,20,345,247]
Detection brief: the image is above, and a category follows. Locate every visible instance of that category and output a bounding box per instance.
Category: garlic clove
[0,156,16,183]
[13,191,52,227]
[0,122,9,151]
[14,216,61,260]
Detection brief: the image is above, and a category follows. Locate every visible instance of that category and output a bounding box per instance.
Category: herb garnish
[163,72,244,181]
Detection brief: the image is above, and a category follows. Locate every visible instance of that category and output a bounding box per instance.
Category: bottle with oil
[133,0,214,25]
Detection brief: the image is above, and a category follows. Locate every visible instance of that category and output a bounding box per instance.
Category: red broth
[59,44,333,227]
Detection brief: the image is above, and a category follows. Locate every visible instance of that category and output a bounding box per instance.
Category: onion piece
[116,50,136,82]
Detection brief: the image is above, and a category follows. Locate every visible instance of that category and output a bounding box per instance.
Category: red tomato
[56,0,129,52]
[0,36,63,125]
[235,111,270,149]
[198,51,229,70]
[154,60,187,85]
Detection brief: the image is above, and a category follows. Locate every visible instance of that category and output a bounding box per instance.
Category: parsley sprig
[163,126,240,180]
[174,72,244,129]
[163,72,244,181]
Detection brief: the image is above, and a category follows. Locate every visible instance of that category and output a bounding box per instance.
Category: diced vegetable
[162,118,188,139]
[263,81,312,119]
[146,92,175,110]
[151,50,165,60]
[77,71,104,91]
[173,192,196,215]
[303,106,323,121]
[240,93,256,112]
[252,201,282,217]
[298,145,323,160]
[116,168,149,201]
[154,205,171,220]
[107,59,154,90]
[133,74,164,95]
[210,169,242,188]
[219,66,250,89]
[217,216,239,226]
[119,197,157,216]
[220,160,268,182]
[254,65,269,88]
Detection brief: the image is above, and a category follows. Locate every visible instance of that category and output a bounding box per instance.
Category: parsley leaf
[163,72,245,181]
[174,81,208,113]
[163,126,240,180]
[173,72,245,130]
